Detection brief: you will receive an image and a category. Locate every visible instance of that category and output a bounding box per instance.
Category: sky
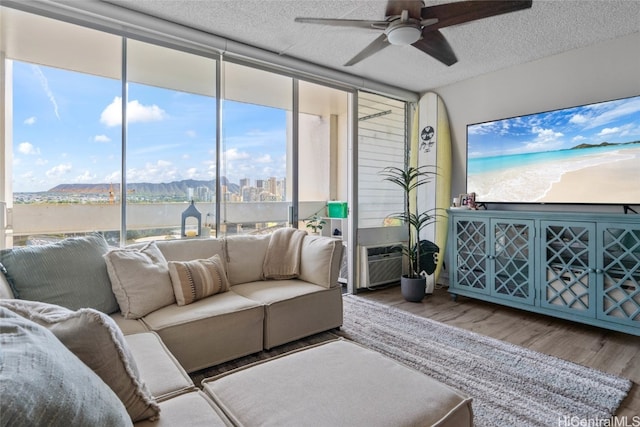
[467,96,640,159]
[12,62,288,193]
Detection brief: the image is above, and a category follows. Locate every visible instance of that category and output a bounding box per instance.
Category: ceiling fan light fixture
[386,25,421,45]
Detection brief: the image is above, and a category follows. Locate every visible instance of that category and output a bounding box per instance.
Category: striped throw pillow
[168,255,230,306]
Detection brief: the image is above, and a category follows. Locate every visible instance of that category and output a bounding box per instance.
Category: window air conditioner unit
[358,244,403,289]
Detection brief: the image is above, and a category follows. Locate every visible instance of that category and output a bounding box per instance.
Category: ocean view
[467,143,640,203]
[468,143,639,175]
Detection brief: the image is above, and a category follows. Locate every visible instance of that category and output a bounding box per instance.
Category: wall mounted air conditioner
[358,243,403,289]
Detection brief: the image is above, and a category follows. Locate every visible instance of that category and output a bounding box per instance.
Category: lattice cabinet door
[540,221,596,317]
[490,219,535,305]
[451,216,490,296]
[597,223,640,327]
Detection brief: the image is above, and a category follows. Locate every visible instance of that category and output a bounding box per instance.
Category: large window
[298,81,350,227]
[1,6,364,248]
[220,62,292,236]
[126,39,217,241]
[2,8,122,246]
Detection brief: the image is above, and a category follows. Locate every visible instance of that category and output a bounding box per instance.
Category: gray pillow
[0,234,119,314]
[0,299,160,422]
[0,307,133,426]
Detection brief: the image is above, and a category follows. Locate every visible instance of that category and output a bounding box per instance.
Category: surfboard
[416,92,452,287]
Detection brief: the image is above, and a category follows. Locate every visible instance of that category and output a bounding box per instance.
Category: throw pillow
[224,234,271,285]
[0,233,119,313]
[299,235,343,288]
[0,307,133,426]
[103,241,175,319]
[0,299,160,423]
[168,254,230,306]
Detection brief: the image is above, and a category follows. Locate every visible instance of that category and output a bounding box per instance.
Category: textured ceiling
[102,0,640,94]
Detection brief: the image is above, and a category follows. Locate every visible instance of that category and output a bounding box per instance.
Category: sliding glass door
[220,62,292,236]
[126,39,217,242]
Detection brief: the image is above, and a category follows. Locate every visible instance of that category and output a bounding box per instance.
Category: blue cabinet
[597,223,640,329]
[540,220,597,318]
[451,216,535,305]
[449,210,640,336]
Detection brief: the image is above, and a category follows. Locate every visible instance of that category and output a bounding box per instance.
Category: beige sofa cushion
[0,300,159,423]
[203,339,473,427]
[104,241,175,319]
[0,307,133,426]
[141,292,264,372]
[134,391,232,427]
[224,234,270,285]
[125,332,195,400]
[154,239,225,262]
[168,255,230,306]
[299,235,343,288]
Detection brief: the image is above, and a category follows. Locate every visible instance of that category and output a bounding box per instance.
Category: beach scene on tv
[467,95,640,204]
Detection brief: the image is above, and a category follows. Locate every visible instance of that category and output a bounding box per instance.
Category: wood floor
[353,284,640,417]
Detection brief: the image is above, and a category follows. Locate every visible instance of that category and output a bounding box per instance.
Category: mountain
[570,140,640,150]
[48,178,239,195]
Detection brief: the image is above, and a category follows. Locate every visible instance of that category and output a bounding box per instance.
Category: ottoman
[202,339,472,427]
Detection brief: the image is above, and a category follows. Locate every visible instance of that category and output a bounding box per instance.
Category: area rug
[337,295,632,427]
[190,295,632,427]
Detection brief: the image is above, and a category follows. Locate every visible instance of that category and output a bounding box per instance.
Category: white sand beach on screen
[469,146,640,203]
[539,147,640,203]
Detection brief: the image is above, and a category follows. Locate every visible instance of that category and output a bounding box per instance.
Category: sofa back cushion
[299,235,343,289]
[154,238,225,262]
[0,233,119,313]
[104,241,175,319]
[0,307,133,426]
[224,234,270,285]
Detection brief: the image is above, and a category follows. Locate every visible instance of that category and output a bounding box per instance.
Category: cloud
[582,98,640,129]
[46,163,72,178]
[255,154,272,164]
[24,116,37,125]
[126,160,180,183]
[75,171,96,183]
[598,127,621,137]
[186,130,197,138]
[18,142,40,155]
[224,148,251,161]
[100,96,167,127]
[569,114,588,124]
[31,65,60,120]
[532,126,564,143]
[572,135,586,142]
[94,134,111,143]
[524,126,564,151]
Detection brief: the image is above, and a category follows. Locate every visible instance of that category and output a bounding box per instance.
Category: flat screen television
[466,95,640,206]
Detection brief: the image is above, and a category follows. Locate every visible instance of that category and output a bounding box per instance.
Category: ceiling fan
[295,0,533,67]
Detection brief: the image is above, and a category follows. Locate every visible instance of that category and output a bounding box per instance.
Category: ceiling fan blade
[386,0,424,19]
[421,0,532,31]
[412,29,457,66]
[344,34,390,66]
[294,17,389,30]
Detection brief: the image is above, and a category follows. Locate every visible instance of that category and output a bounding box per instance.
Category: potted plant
[304,214,326,235]
[380,165,438,302]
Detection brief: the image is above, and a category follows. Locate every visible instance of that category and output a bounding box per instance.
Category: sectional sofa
[0,230,344,425]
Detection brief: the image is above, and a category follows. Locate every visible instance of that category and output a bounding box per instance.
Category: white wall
[434,32,640,213]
